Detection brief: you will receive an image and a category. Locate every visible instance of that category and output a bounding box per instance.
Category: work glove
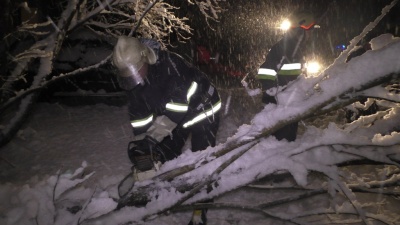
[127,136,166,171]
[132,115,177,143]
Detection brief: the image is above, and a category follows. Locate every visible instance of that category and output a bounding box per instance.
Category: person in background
[256,11,317,142]
[112,36,221,225]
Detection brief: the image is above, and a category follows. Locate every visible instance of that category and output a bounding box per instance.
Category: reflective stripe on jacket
[257,28,306,90]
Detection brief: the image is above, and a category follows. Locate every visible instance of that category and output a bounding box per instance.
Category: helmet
[289,11,316,30]
[112,36,157,89]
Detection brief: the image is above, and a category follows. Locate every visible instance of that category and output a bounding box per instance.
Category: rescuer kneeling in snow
[112,36,221,225]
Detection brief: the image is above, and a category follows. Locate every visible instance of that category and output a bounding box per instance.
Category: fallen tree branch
[117,141,259,209]
[115,139,400,210]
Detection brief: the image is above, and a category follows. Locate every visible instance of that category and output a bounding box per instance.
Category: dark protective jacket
[257,28,307,101]
[127,50,221,137]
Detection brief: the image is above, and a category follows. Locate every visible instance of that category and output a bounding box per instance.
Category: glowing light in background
[306,60,321,75]
[279,19,291,31]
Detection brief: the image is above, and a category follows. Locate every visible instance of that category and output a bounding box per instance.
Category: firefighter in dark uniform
[256,11,316,142]
[112,36,220,225]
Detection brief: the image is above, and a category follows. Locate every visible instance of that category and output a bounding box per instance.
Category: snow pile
[0,162,97,225]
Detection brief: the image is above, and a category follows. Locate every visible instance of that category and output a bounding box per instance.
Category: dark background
[1,0,399,104]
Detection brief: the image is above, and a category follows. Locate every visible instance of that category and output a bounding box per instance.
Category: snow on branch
[359,86,400,103]
[192,0,223,21]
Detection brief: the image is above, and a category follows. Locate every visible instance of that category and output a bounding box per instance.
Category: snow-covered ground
[0,102,131,185]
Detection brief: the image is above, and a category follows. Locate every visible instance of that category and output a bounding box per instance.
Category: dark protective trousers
[158,113,220,160]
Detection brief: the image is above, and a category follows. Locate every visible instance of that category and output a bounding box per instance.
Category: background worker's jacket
[257,28,306,103]
[127,50,221,138]
[256,28,307,142]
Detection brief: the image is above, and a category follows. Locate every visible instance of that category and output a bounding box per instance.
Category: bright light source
[306,61,321,75]
[280,19,291,31]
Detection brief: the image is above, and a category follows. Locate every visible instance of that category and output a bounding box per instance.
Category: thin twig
[129,0,160,37]
[78,186,98,225]
[0,156,17,168]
